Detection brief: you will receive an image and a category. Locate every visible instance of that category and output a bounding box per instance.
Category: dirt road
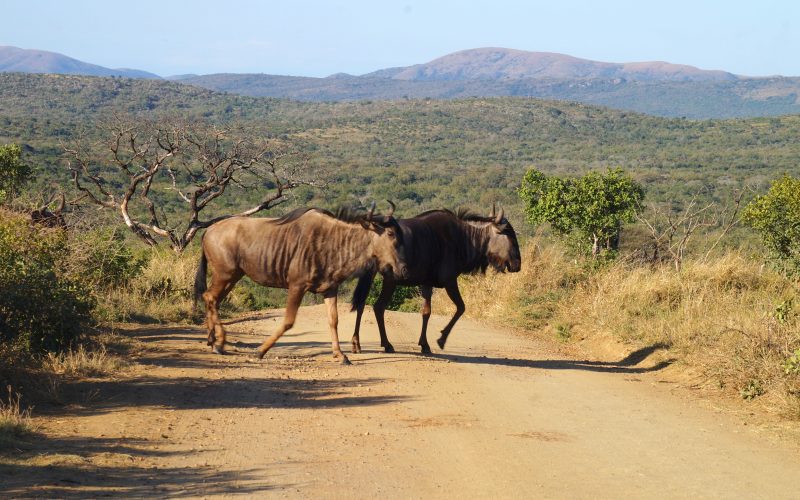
[4,305,800,498]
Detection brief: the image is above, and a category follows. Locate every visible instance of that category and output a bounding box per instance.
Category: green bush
[0,209,94,354]
[366,275,420,311]
[742,175,800,277]
[0,144,31,204]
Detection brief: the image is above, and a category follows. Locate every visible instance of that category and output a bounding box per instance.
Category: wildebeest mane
[412,208,498,223]
[272,206,386,226]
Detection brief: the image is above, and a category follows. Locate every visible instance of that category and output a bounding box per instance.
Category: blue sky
[3,0,798,77]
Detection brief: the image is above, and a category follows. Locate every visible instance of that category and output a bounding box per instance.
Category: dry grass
[452,242,800,418]
[0,386,35,448]
[42,344,128,379]
[98,247,199,323]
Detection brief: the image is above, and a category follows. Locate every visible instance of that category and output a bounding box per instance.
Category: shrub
[742,175,800,277]
[0,209,94,354]
[366,275,420,311]
[0,144,31,204]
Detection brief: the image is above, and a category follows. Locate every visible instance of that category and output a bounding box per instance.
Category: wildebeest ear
[495,222,508,232]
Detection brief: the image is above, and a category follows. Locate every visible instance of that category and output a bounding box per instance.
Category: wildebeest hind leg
[437,282,465,350]
[203,272,241,354]
[324,291,351,365]
[418,285,433,354]
[256,286,305,359]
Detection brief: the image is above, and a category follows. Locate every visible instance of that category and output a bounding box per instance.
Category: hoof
[207,338,215,347]
[212,345,226,355]
[335,353,352,365]
[254,350,266,360]
[436,336,447,350]
[420,344,432,354]
[351,343,362,354]
[383,344,395,354]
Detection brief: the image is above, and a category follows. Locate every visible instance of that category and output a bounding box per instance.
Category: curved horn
[494,205,504,225]
[366,201,376,220]
[490,202,497,219]
[385,200,396,217]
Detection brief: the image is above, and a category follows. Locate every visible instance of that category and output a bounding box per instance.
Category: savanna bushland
[1,71,800,449]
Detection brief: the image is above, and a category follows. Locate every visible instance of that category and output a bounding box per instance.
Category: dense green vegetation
[3,73,800,235]
[175,73,800,119]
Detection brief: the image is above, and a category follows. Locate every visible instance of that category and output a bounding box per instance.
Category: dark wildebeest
[350,206,521,354]
[194,205,407,365]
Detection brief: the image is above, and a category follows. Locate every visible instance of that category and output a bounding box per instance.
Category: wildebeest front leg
[437,281,465,350]
[324,291,351,365]
[256,286,305,359]
[373,277,398,353]
[418,285,433,354]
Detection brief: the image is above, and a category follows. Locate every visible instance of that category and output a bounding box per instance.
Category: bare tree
[64,116,320,252]
[637,191,743,271]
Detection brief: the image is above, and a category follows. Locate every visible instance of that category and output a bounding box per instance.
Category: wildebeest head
[486,205,521,273]
[359,201,408,279]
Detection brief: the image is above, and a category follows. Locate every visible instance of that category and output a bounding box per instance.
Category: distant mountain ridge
[3,45,800,119]
[364,48,738,82]
[0,46,160,79]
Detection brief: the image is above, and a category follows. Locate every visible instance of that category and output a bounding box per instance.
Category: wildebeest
[194,204,407,364]
[351,205,521,354]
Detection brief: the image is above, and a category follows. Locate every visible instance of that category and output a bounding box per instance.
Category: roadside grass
[451,241,800,418]
[0,386,35,449]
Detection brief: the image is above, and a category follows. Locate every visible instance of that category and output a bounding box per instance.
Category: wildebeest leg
[437,281,465,350]
[418,285,433,354]
[203,270,242,354]
[373,277,398,353]
[324,291,351,365]
[351,301,365,354]
[256,285,305,359]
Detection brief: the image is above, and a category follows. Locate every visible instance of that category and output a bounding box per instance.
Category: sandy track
[4,304,800,498]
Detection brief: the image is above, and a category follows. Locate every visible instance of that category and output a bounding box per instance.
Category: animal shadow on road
[428,342,675,374]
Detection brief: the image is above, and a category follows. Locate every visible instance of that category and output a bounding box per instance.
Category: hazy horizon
[3,0,798,78]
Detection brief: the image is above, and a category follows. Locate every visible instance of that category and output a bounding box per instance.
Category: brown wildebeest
[350,205,521,354]
[194,205,407,364]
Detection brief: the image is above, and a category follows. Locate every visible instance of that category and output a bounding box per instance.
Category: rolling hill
[366,48,738,82]
[0,46,160,79]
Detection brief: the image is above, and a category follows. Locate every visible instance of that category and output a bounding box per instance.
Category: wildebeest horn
[490,202,496,219]
[366,201,376,220]
[386,200,395,217]
[494,205,504,225]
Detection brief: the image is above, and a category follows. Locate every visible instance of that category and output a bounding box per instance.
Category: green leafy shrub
[519,167,644,258]
[0,144,31,204]
[742,175,800,277]
[0,209,94,354]
[366,275,420,311]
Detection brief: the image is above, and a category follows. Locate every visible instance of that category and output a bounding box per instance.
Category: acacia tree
[519,167,644,258]
[64,116,320,252]
[636,191,743,271]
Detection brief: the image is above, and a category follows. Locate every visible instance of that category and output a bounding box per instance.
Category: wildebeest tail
[350,272,375,312]
[193,245,208,317]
